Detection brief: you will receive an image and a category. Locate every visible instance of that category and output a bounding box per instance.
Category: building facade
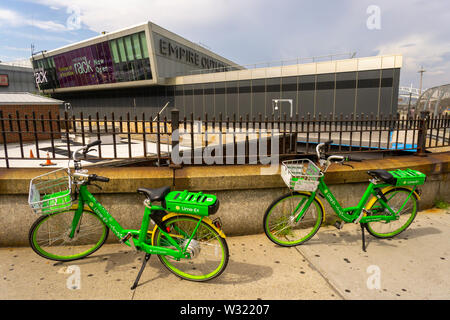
[0,63,37,93]
[31,21,401,119]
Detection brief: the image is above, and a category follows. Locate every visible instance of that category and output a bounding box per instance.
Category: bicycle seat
[367,169,396,185]
[137,186,171,202]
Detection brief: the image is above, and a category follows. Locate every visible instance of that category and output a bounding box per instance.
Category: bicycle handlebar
[316,141,364,171]
[90,174,110,183]
[73,140,102,162]
[316,140,333,160]
[72,172,110,183]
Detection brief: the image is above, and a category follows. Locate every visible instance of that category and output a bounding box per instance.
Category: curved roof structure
[416,84,450,115]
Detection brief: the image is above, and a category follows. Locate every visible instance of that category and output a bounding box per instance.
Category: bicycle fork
[293,192,317,223]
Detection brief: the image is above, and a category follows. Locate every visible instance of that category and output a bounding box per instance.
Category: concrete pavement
[298,208,450,300]
[0,209,448,300]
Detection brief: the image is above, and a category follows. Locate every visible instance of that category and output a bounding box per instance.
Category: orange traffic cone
[30,149,35,158]
[40,152,56,166]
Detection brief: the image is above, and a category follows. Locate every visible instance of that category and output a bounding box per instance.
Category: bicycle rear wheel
[153,215,229,281]
[263,192,323,247]
[29,208,109,261]
[365,187,418,238]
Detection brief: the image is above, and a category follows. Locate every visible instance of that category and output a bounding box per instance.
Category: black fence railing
[0,109,448,168]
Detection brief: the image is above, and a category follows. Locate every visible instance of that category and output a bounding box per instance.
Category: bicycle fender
[365,186,421,210]
[150,213,227,244]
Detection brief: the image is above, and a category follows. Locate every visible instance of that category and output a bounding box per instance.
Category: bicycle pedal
[120,232,138,253]
[119,232,132,243]
[334,221,344,230]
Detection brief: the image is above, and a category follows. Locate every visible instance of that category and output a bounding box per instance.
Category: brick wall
[0,104,61,143]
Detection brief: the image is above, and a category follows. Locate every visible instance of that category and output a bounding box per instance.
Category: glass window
[117,38,127,62]
[110,40,120,64]
[133,34,142,60]
[124,36,134,61]
[140,32,149,58]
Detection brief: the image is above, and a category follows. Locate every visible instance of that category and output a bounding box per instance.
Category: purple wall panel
[54,41,116,88]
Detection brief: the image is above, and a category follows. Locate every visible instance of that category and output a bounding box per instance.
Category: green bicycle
[28,141,229,289]
[263,140,426,251]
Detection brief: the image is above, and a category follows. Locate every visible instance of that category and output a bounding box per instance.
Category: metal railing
[182,52,357,76]
[0,110,448,168]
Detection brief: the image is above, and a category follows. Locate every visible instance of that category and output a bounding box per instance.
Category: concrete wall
[0,153,448,246]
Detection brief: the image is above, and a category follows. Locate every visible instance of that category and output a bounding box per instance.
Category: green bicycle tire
[263,192,323,247]
[153,215,229,282]
[365,187,418,239]
[29,208,109,261]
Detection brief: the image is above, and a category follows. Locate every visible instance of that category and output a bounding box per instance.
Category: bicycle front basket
[281,159,323,192]
[28,168,73,215]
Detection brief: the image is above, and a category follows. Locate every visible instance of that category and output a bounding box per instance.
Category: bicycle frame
[69,184,204,260]
[293,177,418,224]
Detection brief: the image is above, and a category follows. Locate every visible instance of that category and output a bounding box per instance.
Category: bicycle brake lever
[342,163,354,169]
[90,183,103,190]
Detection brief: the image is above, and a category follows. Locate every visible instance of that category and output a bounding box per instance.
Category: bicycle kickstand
[131,253,151,290]
[360,223,367,252]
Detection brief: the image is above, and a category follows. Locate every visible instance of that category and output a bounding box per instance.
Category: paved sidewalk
[0,233,339,300]
[297,208,450,300]
[0,209,448,300]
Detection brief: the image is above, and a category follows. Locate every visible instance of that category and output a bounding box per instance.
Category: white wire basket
[281,159,323,192]
[28,168,73,215]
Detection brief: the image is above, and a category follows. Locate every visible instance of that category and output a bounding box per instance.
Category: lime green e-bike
[263,141,425,251]
[28,141,229,289]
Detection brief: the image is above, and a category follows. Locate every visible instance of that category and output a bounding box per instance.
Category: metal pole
[418,66,426,95]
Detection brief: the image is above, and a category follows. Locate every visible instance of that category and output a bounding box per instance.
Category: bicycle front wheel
[263,192,323,247]
[29,208,109,261]
[153,215,229,282]
[365,187,418,238]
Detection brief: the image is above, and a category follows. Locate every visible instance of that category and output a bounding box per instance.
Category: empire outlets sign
[159,37,229,71]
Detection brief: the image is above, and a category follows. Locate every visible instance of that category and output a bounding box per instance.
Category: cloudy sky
[0,0,449,89]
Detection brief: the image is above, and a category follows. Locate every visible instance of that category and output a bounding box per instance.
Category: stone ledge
[0,152,448,195]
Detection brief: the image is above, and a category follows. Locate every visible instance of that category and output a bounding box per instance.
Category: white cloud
[1,46,30,52]
[0,8,23,27]
[376,34,450,70]
[376,33,450,88]
[0,7,67,32]
[26,0,256,33]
